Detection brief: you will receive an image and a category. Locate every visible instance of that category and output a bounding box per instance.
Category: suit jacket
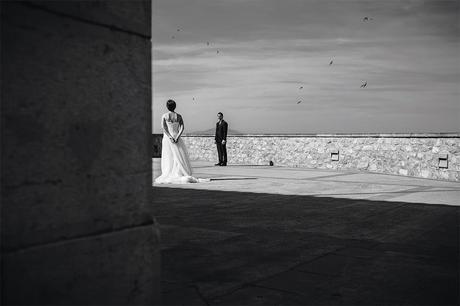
[215,120,228,142]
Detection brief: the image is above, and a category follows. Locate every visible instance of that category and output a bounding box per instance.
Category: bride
[154,99,208,184]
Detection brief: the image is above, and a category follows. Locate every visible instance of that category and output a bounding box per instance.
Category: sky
[152,0,459,134]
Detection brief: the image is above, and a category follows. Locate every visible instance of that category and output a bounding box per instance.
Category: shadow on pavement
[210,177,258,181]
[153,187,459,306]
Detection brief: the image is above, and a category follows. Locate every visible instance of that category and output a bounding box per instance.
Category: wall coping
[175,133,460,138]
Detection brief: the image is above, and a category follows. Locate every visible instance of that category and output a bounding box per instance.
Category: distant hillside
[187,128,245,135]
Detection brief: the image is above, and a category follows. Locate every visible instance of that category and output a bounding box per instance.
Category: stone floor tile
[323,252,457,305]
[295,254,362,277]
[161,284,208,306]
[254,269,334,300]
[333,247,383,259]
[210,284,306,305]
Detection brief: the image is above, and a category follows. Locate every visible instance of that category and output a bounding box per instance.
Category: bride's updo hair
[166,99,176,111]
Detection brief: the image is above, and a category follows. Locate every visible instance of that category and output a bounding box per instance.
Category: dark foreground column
[1,1,160,304]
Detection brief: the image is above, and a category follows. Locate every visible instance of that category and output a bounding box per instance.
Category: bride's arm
[162,116,175,142]
[175,115,185,142]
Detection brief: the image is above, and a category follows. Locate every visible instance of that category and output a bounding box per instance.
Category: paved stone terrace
[153,159,459,305]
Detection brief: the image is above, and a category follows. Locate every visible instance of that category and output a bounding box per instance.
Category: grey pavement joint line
[331,202,409,218]
[366,186,434,201]
[160,224,244,237]
[209,283,303,302]
[208,284,251,302]
[302,172,358,180]
[294,268,342,278]
[329,249,381,261]
[22,1,151,39]
[4,219,156,254]
[408,219,458,250]
[227,249,349,297]
[248,283,306,297]
[191,284,211,306]
[289,247,350,271]
[211,247,348,301]
[335,200,406,217]
[8,170,150,190]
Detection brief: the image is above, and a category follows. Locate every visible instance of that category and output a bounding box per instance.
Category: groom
[215,112,228,166]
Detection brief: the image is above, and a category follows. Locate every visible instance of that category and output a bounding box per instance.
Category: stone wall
[180,134,460,181]
[2,1,159,304]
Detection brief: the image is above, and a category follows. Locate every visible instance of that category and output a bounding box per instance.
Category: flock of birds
[295,16,372,104]
[172,27,220,55]
[171,27,220,102]
[169,16,373,105]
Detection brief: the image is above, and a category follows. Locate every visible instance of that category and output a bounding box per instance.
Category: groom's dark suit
[215,120,228,165]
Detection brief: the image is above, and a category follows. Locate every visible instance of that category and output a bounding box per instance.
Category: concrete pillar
[1,1,160,304]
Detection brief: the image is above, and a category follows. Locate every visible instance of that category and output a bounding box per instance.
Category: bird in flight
[299,86,303,90]
[216,50,219,54]
[297,100,302,104]
[363,17,369,21]
[360,81,367,88]
[192,97,195,101]
[329,60,333,65]
[177,28,181,32]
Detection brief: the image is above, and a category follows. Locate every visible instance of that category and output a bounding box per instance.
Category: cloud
[152,0,460,133]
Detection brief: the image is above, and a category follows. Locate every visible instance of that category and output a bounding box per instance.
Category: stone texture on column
[1,1,159,304]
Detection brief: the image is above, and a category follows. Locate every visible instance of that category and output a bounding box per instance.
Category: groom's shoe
[221,163,227,166]
[215,163,222,166]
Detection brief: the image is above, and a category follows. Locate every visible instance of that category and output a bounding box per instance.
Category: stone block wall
[2,1,159,304]
[181,134,460,181]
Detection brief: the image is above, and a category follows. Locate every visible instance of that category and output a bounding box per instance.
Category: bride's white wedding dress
[154,112,209,184]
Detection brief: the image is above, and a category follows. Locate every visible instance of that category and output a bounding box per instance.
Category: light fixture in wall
[438,153,448,169]
[331,149,339,161]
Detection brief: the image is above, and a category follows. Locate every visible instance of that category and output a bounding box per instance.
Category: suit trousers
[216,142,227,164]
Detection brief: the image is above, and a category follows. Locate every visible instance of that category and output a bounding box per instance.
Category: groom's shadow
[209,177,258,181]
